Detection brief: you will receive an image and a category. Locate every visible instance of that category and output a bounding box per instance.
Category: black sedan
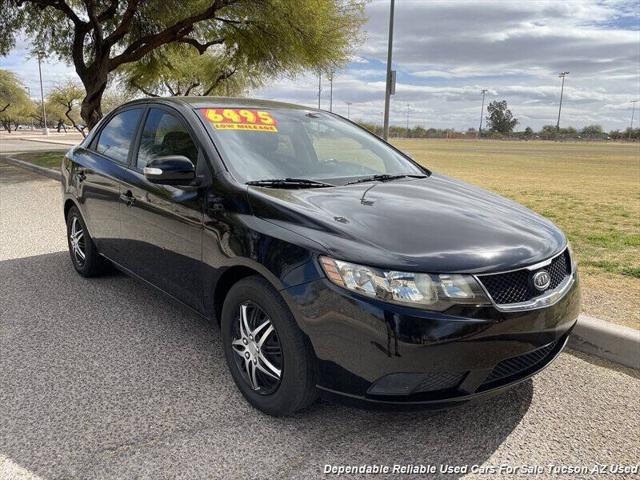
[61,97,580,416]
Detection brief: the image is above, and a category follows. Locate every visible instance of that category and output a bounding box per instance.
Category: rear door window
[95,108,143,164]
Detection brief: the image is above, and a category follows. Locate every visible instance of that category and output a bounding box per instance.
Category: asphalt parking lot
[1,163,639,480]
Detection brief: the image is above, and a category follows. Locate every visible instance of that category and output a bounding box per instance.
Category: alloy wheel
[69,216,86,266]
[231,302,283,395]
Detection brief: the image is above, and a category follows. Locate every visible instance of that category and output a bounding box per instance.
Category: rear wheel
[221,276,318,416]
[66,206,108,277]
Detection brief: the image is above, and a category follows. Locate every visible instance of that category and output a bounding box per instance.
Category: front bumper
[282,272,580,406]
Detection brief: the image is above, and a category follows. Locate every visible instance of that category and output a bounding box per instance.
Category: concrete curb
[570,314,639,369]
[1,155,638,369]
[0,156,62,181]
[18,137,78,146]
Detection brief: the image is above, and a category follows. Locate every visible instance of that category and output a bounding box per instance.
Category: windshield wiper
[345,173,428,185]
[246,178,334,188]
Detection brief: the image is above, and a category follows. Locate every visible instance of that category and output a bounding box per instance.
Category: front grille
[412,372,466,393]
[478,249,571,305]
[483,342,556,385]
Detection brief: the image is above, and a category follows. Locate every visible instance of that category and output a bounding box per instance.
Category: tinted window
[95,109,143,164]
[137,109,198,170]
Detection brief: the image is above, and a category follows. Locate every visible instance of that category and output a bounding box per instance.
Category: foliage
[356,120,639,142]
[0,0,366,128]
[0,69,34,132]
[485,100,518,134]
[581,124,604,136]
[47,81,85,135]
[119,43,256,97]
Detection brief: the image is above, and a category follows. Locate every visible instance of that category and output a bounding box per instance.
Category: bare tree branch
[109,0,234,68]
[163,80,177,96]
[202,68,236,95]
[130,79,160,97]
[21,0,85,26]
[104,0,141,47]
[177,37,225,55]
[97,0,118,22]
[184,82,201,96]
[0,103,9,114]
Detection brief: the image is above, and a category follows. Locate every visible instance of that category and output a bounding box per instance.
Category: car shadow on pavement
[0,251,532,480]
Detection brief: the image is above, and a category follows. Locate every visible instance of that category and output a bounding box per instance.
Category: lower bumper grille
[412,372,466,393]
[483,342,557,385]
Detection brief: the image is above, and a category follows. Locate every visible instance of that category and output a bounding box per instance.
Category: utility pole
[629,100,639,140]
[328,71,334,112]
[24,86,34,130]
[556,71,569,131]
[478,89,488,138]
[37,54,49,135]
[317,71,322,109]
[346,101,352,119]
[382,0,395,140]
[406,104,410,137]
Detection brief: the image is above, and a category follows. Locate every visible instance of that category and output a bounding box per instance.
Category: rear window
[95,108,143,164]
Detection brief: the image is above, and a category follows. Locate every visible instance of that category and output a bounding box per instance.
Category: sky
[1,0,639,131]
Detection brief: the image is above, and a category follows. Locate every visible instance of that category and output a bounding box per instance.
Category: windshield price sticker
[201,108,278,132]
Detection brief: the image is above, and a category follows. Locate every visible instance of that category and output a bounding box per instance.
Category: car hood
[247,173,566,273]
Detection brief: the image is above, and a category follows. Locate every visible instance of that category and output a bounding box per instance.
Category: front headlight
[319,256,491,311]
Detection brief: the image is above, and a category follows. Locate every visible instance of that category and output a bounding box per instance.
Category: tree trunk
[79,66,109,131]
[65,105,86,138]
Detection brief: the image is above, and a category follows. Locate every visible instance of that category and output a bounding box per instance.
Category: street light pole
[478,89,487,138]
[629,100,639,140]
[556,71,569,131]
[346,101,352,119]
[382,0,395,140]
[37,54,49,135]
[329,71,334,112]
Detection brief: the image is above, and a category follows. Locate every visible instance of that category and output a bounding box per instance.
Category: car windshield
[199,107,425,185]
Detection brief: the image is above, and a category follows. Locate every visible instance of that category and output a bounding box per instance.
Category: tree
[119,43,257,97]
[581,124,604,136]
[485,100,518,134]
[1,0,365,129]
[0,69,33,132]
[523,126,534,138]
[101,83,136,115]
[48,81,86,135]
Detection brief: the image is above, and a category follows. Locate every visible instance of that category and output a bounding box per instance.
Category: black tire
[221,276,318,416]
[66,206,108,277]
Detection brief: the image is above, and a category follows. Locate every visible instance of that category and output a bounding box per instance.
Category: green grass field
[392,139,639,329]
[15,150,65,169]
[17,140,640,328]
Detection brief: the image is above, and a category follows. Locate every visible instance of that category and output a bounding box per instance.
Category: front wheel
[221,276,318,416]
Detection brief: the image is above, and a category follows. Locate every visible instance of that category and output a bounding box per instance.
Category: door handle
[119,190,136,207]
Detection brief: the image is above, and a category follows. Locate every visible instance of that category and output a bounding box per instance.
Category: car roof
[124,96,313,112]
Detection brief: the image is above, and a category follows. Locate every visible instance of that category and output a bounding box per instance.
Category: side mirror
[143,155,195,185]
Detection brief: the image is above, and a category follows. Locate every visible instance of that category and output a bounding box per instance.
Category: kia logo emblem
[532,270,551,291]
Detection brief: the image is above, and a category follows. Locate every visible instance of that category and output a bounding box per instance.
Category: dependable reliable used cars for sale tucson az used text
[61,97,581,416]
